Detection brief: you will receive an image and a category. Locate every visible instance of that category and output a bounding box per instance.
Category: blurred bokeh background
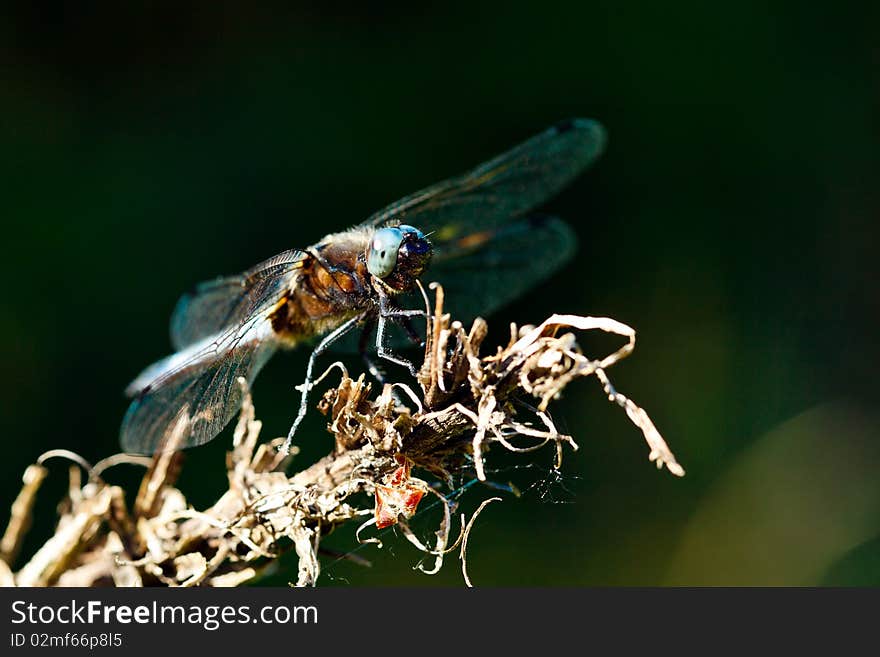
[2,2,878,586]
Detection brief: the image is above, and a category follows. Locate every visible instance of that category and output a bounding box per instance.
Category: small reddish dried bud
[374,457,427,529]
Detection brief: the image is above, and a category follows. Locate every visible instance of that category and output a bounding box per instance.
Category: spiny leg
[357,315,390,384]
[281,314,364,454]
[360,314,424,383]
[376,293,426,377]
[401,315,425,346]
[360,313,426,409]
[376,315,417,377]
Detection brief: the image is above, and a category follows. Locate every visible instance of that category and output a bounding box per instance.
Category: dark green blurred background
[2,2,878,586]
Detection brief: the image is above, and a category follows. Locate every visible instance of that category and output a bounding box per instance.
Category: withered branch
[1,286,683,587]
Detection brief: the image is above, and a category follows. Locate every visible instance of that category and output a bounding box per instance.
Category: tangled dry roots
[0,285,683,587]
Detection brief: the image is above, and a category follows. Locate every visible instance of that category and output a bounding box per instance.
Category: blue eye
[367,227,404,278]
[398,224,426,239]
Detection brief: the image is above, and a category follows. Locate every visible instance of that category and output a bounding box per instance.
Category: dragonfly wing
[170,249,307,350]
[409,214,578,326]
[121,325,277,454]
[363,118,605,241]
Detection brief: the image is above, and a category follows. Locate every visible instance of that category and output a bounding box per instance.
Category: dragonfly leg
[400,315,425,347]
[281,314,364,454]
[376,314,419,378]
[379,295,426,325]
[375,293,426,377]
[357,316,390,384]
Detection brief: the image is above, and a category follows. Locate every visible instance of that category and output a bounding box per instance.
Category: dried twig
[0,285,683,586]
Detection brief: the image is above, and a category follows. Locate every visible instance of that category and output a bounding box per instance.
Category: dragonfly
[120,118,606,455]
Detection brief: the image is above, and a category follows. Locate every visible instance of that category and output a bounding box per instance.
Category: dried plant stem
[1,286,683,587]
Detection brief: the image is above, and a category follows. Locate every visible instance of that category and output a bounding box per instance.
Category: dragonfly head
[367,224,433,292]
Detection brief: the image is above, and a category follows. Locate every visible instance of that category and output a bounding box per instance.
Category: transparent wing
[363,118,605,246]
[126,248,305,453]
[120,329,277,454]
[405,214,577,327]
[170,249,307,350]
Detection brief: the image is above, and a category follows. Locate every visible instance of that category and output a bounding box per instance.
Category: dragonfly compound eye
[368,227,405,278]
[397,225,432,270]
